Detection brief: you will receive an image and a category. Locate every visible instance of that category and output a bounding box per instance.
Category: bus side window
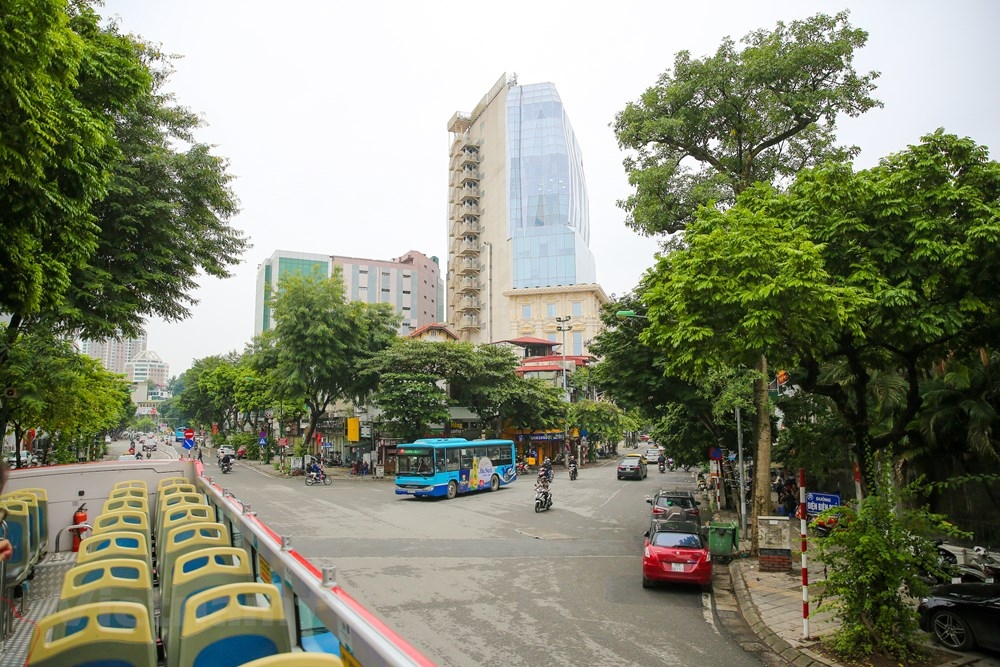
[487,445,500,462]
[460,449,473,469]
[446,448,460,471]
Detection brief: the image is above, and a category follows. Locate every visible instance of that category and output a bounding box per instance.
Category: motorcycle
[220,460,232,474]
[568,463,578,481]
[305,471,332,486]
[516,460,528,475]
[658,461,666,473]
[534,485,553,512]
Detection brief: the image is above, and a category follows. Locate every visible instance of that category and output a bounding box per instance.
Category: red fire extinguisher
[71,503,88,553]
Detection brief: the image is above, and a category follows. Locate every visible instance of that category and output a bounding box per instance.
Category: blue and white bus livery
[395,438,517,499]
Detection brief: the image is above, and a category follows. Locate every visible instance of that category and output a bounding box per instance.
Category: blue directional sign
[259,436,267,446]
[805,492,841,516]
[183,438,194,450]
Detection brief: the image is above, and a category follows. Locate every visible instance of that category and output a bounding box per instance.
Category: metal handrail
[53,523,92,554]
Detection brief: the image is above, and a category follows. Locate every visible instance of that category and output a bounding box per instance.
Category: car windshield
[651,532,702,548]
[657,497,695,510]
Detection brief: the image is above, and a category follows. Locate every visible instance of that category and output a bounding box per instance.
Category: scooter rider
[309,460,323,483]
[542,457,554,481]
[535,469,551,502]
[657,453,666,472]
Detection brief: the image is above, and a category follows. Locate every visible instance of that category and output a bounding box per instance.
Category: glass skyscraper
[507,83,596,289]
[446,74,606,349]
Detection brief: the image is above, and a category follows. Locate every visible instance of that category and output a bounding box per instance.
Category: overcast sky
[97,1,999,376]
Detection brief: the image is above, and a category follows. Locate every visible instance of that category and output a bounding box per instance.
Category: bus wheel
[490,475,500,491]
[446,481,458,499]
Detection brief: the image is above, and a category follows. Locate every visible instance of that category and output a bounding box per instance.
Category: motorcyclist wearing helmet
[309,460,322,482]
[542,457,554,481]
[535,469,551,499]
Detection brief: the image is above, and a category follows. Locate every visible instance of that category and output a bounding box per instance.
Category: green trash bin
[708,521,739,560]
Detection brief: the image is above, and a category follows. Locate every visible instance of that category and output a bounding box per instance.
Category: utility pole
[556,315,572,464]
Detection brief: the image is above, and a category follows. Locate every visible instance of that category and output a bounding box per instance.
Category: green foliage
[502,377,566,433]
[613,10,880,235]
[812,459,966,662]
[268,271,399,447]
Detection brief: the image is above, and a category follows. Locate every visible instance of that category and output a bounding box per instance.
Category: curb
[727,560,986,667]
[728,559,843,667]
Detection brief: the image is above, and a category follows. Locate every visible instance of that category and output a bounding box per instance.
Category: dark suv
[647,489,702,524]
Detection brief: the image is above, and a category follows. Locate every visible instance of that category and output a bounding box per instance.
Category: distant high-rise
[125,349,169,387]
[254,249,442,337]
[79,333,148,375]
[446,74,607,353]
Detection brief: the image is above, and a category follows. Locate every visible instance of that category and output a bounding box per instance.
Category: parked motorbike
[568,463,578,481]
[534,486,553,512]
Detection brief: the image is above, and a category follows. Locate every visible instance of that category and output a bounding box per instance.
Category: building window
[522,304,532,319]
[571,302,582,317]
[546,303,557,318]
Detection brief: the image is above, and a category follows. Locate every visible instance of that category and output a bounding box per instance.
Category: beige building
[446,74,607,355]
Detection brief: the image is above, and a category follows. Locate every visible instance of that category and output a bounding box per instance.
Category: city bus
[174,426,186,442]
[394,437,517,499]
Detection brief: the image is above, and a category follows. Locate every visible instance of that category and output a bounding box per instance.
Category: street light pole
[555,315,572,463]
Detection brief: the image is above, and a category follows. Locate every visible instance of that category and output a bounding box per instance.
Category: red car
[642,520,712,589]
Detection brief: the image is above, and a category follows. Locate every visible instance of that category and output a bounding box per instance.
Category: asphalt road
[215,459,764,667]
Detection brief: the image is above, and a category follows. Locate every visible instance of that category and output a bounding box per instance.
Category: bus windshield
[396,446,434,476]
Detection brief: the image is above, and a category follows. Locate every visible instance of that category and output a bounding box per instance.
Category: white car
[217,446,235,461]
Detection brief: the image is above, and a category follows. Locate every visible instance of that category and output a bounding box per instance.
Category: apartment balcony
[459,297,482,311]
[457,316,480,331]
[448,166,480,189]
[450,200,480,217]
[458,258,480,275]
[458,278,480,294]
[456,219,480,236]
[448,185,480,206]
[458,240,480,256]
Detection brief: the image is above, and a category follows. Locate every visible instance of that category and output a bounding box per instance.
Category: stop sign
[184,428,194,440]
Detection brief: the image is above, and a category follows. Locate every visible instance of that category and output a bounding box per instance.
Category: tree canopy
[613,10,880,236]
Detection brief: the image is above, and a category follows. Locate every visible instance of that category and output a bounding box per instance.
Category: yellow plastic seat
[154,492,207,543]
[178,582,290,667]
[156,477,189,493]
[241,655,345,666]
[0,500,33,609]
[91,510,152,557]
[154,482,198,527]
[57,557,154,638]
[112,480,149,493]
[76,530,152,573]
[158,505,214,547]
[162,546,253,667]
[109,487,148,502]
[2,492,41,567]
[103,496,149,517]
[158,521,230,596]
[27,601,156,667]
[14,487,49,557]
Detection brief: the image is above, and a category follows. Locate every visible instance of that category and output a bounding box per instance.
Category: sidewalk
[712,508,998,667]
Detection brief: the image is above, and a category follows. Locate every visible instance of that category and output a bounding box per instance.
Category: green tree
[613,10,881,549]
[501,377,566,435]
[269,272,399,457]
[0,4,246,442]
[448,344,522,436]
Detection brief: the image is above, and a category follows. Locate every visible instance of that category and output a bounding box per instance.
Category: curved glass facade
[507,83,596,289]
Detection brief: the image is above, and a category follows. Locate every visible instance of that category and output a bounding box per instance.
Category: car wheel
[932,610,976,651]
[446,480,458,500]
[642,575,652,589]
[617,475,622,480]
[490,474,500,491]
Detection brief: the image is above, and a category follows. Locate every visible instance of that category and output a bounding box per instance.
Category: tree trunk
[751,354,773,556]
